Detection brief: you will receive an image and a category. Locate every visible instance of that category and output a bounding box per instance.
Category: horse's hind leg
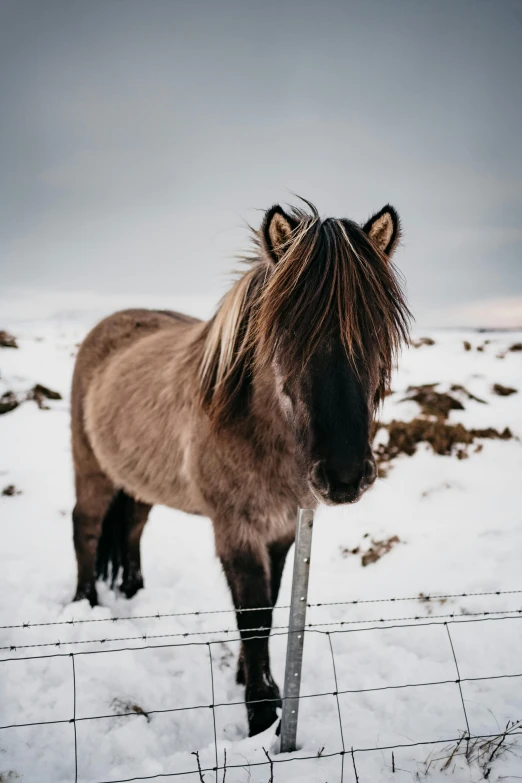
[73,470,115,606]
[120,498,151,598]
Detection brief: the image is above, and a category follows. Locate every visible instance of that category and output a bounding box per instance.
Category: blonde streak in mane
[200,266,258,392]
[276,215,320,288]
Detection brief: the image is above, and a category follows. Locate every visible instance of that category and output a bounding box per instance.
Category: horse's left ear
[260,205,299,264]
[362,205,401,258]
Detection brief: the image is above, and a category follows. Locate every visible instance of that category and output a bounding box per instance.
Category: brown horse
[71,200,410,736]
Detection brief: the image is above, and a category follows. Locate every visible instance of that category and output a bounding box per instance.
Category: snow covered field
[1,297,522,783]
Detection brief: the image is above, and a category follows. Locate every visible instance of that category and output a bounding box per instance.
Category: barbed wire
[3,606,521,653]
[3,611,522,664]
[1,587,520,631]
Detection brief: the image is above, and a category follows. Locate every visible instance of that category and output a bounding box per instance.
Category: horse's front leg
[218,539,280,736]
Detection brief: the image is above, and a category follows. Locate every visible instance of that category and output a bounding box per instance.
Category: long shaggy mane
[199,202,411,424]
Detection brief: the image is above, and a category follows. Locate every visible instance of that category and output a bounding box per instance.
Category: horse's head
[257,202,410,505]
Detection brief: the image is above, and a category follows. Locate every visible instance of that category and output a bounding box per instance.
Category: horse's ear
[261,205,298,263]
[362,205,401,258]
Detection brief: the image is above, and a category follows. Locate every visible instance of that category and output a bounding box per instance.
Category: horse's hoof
[246,677,282,735]
[73,585,98,607]
[247,704,279,737]
[120,577,144,599]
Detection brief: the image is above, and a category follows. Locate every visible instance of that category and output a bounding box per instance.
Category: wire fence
[1,588,522,782]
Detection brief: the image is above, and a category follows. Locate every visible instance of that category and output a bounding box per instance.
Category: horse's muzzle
[308,457,376,506]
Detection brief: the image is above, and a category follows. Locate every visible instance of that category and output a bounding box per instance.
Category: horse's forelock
[254,210,411,392]
[200,203,411,423]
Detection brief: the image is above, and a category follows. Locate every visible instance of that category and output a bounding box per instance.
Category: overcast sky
[1,0,521,326]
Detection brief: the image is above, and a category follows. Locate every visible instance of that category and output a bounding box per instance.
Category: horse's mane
[199,202,411,424]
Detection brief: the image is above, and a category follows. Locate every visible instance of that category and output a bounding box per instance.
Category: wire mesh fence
[1,588,522,782]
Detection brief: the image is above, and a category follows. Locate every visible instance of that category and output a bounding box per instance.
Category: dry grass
[421,721,522,779]
[111,698,150,722]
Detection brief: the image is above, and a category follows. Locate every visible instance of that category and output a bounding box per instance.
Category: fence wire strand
[2,592,521,782]
[2,668,522,734]
[70,730,522,783]
[327,632,346,782]
[445,622,471,741]
[70,653,78,783]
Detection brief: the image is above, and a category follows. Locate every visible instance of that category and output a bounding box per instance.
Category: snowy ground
[1,296,522,783]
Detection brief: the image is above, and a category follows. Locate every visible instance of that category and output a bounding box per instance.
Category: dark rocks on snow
[0,330,18,349]
[2,484,21,497]
[410,337,435,348]
[492,383,518,397]
[374,418,513,468]
[28,384,62,409]
[0,392,19,415]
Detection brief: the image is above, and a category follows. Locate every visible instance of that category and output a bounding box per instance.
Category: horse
[70,200,410,736]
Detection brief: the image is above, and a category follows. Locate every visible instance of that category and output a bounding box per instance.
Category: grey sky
[1,0,522,325]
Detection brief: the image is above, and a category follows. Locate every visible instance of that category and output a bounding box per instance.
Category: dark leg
[220,543,280,736]
[236,533,294,686]
[120,498,151,598]
[73,471,114,606]
[269,534,295,606]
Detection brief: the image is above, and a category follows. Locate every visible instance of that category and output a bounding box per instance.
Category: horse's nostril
[363,458,377,484]
[312,461,329,489]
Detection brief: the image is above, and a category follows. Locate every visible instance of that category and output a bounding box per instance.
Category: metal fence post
[279,507,315,753]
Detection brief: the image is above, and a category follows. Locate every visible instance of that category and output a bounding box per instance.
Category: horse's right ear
[260,205,298,264]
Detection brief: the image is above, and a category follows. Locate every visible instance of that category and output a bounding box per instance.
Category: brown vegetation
[0,392,19,415]
[0,384,62,415]
[111,698,150,722]
[402,384,464,418]
[2,485,21,497]
[423,720,522,777]
[27,384,62,409]
[0,331,18,349]
[342,534,401,566]
[401,383,486,419]
[410,336,435,348]
[374,418,512,468]
[492,383,517,396]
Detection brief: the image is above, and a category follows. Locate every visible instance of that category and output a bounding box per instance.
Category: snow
[1,296,522,783]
